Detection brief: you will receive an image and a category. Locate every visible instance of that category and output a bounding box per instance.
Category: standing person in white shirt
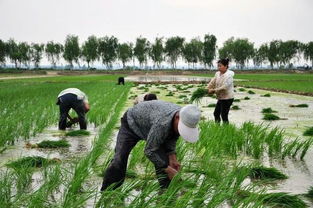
[207,58,234,123]
[56,88,90,130]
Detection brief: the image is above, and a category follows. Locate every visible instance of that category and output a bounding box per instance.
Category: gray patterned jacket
[127,100,181,168]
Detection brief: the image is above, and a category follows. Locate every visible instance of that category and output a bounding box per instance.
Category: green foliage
[263,113,280,121]
[289,104,309,108]
[118,42,133,68]
[231,105,240,110]
[202,34,217,67]
[63,35,80,68]
[134,36,150,68]
[65,130,90,137]
[149,37,164,69]
[81,35,98,68]
[165,36,185,68]
[303,127,313,136]
[261,93,271,97]
[249,166,288,180]
[6,156,59,169]
[261,108,277,114]
[247,90,255,94]
[190,88,209,103]
[45,41,63,67]
[98,36,119,69]
[36,140,70,148]
[183,38,203,68]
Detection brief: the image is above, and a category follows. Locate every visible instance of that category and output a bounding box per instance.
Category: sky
[1,0,312,48]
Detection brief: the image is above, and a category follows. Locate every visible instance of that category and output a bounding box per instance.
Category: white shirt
[207,70,235,100]
[58,88,89,103]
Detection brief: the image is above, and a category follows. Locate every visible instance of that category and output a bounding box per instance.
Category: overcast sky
[1,0,312,47]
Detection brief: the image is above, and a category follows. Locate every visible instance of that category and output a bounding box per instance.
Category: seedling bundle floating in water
[303,127,313,136]
[247,90,255,94]
[65,130,90,137]
[6,156,60,169]
[231,105,240,110]
[249,166,288,180]
[289,104,309,108]
[261,93,271,97]
[26,140,70,149]
[261,108,277,114]
[263,113,281,121]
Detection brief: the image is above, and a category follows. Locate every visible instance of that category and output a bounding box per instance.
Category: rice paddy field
[0,72,313,208]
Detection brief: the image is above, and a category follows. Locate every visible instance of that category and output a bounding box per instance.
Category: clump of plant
[26,140,70,149]
[303,127,313,136]
[263,113,280,121]
[231,105,240,110]
[306,186,313,199]
[289,104,309,108]
[65,130,90,136]
[238,88,246,92]
[6,156,60,169]
[249,166,288,180]
[190,88,209,103]
[207,103,216,108]
[247,90,255,94]
[233,99,241,102]
[166,91,174,96]
[261,108,277,114]
[178,95,187,99]
[243,96,250,100]
[261,93,271,97]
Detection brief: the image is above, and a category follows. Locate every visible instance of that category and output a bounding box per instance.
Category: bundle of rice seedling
[261,108,277,114]
[249,166,288,180]
[263,113,280,121]
[261,93,271,97]
[25,140,70,149]
[238,88,246,92]
[247,90,255,94]
[207,103,217,108]
[289,104,309,108]
[233,99,241,102]
[166,91,174,96]
[190,88,209,103]
[243,96,250,100]
[303,127,313,136]
[231,105,240,110]
[65,130,90,136]
[6,156,60,169]
[306,186,313,199]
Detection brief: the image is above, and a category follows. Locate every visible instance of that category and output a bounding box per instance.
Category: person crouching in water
[56,88,90,130]
[101,100,201,191]
[207,58,234,123]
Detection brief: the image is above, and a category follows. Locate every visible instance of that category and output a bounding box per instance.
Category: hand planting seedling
[65,130,90,136]
[25,140,70,149]
[261,108,277,114]
[303,127,313,136]
[289,104,309,108]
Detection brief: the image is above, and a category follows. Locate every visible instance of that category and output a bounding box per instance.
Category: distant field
[194,73,313,95]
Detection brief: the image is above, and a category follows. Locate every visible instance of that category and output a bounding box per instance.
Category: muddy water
[125,75,211,83]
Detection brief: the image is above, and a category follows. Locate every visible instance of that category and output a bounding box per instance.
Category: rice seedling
[249,166,288,180]
[207,103,216,108]
[166,91,174,96]
[263,113,280,121]
[243,96,250,100]
[65,130,90,136]
[261,93,271,97]
[303,127,313,136]
[238,88,246,92]
[6,156,60,169]
[247,90,255,94]
[233,99,241,102]
[26,139,70,148]
[261,108,277,114]
[306,186,313,199]
[178,95,187,98]
[231,105,240,110]
[190,88,209,103]
[289,104,309,108]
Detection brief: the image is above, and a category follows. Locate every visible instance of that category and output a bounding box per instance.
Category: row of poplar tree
[0,34,312,69]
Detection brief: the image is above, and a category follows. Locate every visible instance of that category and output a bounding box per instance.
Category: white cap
[178,105,201,143]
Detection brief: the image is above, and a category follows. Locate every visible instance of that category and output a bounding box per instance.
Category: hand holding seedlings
[169,154,181,171]
[164,166,178,179]
[208,89,215,94]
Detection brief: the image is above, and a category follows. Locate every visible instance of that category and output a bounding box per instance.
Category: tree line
[0,34,312,70]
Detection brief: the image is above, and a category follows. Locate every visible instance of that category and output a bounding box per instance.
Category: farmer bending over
[101,100,201,191]
[56,88,90,130]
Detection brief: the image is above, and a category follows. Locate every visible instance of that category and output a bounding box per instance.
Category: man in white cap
[101,100,201,191]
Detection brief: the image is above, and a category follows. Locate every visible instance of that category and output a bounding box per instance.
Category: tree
[218,37,234,60]
[7,39,19,68]
[98,36,119,69]
[253,44,268,67]
[202,34,217,68]
[0,40,7,66]
[17,42,31,68]
[149,37,164,69]
[134,36,150,68]
[45,41,63,68]
[30,43,44,68]
[267,40,281,68]
[304,42,313,68]
[165,36,184,69]
[182,38,203,69]
[278,40,301,67]
[63,35,80,68]
[81,35,98,68]
[117,43,133,68]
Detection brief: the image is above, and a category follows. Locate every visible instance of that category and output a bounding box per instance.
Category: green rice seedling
[306,186,313,199]
[233,99,241,102]
[6,156,60,169]
[247,90,255,94]
[126,170,138,178]
[289,104,309,108]
[249,166,288,180]
[238,88,246,92]
[303,127,313,136]
[190,88,209,103]
[207,103,216,108]
[261,108,277,114]
[178,95,187,99]
[232,105,240,110]
[243,96,250,100]
[182,90,191,93]
[263,113,280,121]
[26,140,70,148]
[261,93,271,97]
[166,91,174,96]
[65,130,90,136]
[151,91,160,94]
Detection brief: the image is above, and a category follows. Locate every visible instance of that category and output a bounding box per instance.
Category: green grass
[249,166,288,180]
[289,104,309,108]
[263,113,280,121]
[303,127,313,136]
[6,156,60,169]
[65,130,90,137]
[261,108,277,114]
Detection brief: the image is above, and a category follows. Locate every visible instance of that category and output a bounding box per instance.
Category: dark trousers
[101,112,171,191]
[214,98,234,123]
[57,93,87,130]
[118,77,125,85]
